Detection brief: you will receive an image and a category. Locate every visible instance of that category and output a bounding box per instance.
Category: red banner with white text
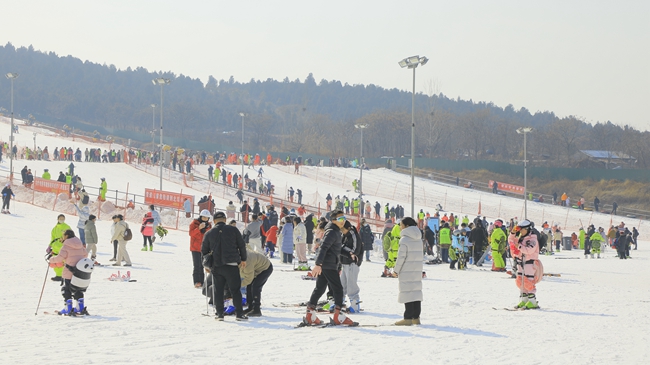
[489,180,524,195]
[33,177,69,194]
[144,189,194,210]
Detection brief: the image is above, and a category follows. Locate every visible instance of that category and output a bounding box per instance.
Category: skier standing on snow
[149,205,162,242]
[141,212,155,251]
[491,220,507,272]
[85,215,98,261]
[201,211,248,321]
[72,200,90,245]
[110,214,132,266]
[509,220,541,309]
[303,210,357,326]
[99,178,107,201]
[394,217,423,325]
[2,183,15,214]
[340,219,363,312]
[50,214,72,281]
[48,229,90,315]
[189,209,212,288]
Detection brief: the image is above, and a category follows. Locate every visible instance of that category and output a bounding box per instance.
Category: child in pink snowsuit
[508,220,541,309]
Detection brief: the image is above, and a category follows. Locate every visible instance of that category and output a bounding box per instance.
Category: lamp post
[239,112,247,180]
[152,78,170,191]
[5,73,18,181]
[354,124,368,194]
[516,127,533,219]
[150,104,156,153]
[398,55,428,218]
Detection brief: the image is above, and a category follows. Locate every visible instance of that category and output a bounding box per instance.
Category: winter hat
[517,219,531,229]
[199,209,211,218]
[494,219,503,228]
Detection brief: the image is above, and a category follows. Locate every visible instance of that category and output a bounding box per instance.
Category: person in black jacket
[469,220,488,265]
[305,213,315,254]
[303,210,357,326]
[340,220,363,312]
[201,211,248,321]
[424,225,436,256]
[267,205,278,226]
[360,219,375,261]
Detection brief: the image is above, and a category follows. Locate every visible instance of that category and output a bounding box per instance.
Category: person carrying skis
[2,183,15,214]
[303,210,357,326]
[50,214,72,281]
[141,212,155,251]
[508,220,541,309]
[48,229,90,315]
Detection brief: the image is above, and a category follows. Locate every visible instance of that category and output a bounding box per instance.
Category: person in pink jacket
[141,212,155,251]
[49,230,89,315]
[508,220,541,309]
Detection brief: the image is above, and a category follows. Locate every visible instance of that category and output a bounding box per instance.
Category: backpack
[81,193,89,205]
[531,227,546,249]
[123,225,133,241]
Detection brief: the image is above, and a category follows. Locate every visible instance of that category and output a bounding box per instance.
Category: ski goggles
[335,216,347,222]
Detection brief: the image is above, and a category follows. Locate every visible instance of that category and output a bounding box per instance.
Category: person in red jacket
[264,225,278,258]
[189,210,213,288]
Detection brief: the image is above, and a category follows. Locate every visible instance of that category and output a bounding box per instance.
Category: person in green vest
[49,214,72,281]
[462,215,469,226]
[100,177,107,201]
[579,227,585,250]
[352,198,359,215]
[352,179,358,193]
[439,222,452,263]
[455,216,460,230]
[491,220,507,271]
[214,167,221,183]
[344,197,350,214]
[418,210,425,228]
[65,172,72,184]
[42,169,51,180]
[384,204,389,220]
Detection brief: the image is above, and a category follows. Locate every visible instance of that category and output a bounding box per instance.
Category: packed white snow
[1,116,649,364]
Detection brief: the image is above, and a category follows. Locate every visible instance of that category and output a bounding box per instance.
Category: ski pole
[211,272,216,316]
[204,278,209,316]
[35,264,50,315]
[520,253,525,302]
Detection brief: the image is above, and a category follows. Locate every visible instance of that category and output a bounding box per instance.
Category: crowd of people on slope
[551,192,619,215]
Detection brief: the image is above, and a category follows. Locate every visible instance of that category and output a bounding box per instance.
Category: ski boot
[59,299,74,315]
[149,245,153,251]
[303,304,322,326]
[332,306,357,326]
[74,298,89,315]
[515,293,529,309]
[597,253,601,259]
[141,247,148,251]
[347,300,361,314]
[590,254,594,259]
[224,299,236,315]
[524,294,540,309]
[320,297,335,312]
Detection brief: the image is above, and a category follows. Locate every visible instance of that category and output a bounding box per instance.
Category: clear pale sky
[1,0,648,130]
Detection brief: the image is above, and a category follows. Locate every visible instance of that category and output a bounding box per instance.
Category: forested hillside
[1,43,648,168]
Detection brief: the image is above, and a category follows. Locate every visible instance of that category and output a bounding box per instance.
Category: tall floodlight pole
[150,104,156,153]
[398,56,428,218]
[517,127,534,219]
[152,78,170,190]
[354,124,368,194]
[5,73,18,181]
[239,113,247,180]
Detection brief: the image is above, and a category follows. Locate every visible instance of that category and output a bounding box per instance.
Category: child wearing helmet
[508,219,542,309]
[189,209,213,288]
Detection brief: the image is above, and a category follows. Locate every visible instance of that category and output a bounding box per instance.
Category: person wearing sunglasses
[302,211,357,327]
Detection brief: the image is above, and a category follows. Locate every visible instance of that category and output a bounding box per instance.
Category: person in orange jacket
[189,210,213,288]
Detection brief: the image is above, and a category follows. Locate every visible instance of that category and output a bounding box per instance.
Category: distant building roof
[580,150,634,160]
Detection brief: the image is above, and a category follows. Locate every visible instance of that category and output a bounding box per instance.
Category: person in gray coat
[394,217,423,326]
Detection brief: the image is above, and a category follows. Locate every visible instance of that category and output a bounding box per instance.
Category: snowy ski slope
[1,117,649,364]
